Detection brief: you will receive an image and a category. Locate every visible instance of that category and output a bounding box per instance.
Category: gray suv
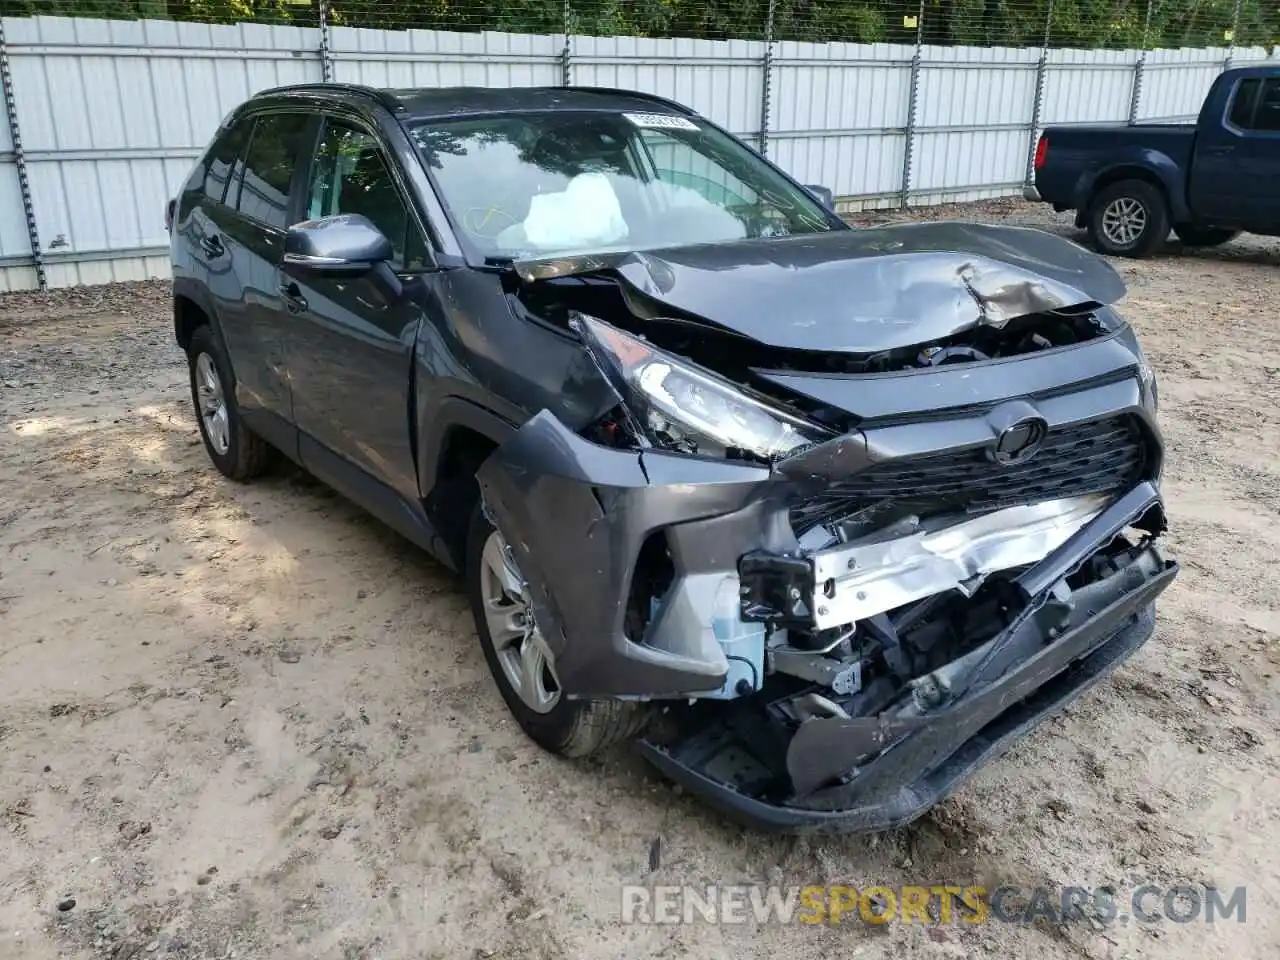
[168,82,1178,832]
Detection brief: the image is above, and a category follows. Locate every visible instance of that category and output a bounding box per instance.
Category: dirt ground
[2,201,1279,960]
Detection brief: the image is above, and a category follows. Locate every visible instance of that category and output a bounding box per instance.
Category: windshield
[410,111,838,260]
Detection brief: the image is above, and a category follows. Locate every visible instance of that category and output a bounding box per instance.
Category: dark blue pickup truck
[1027,65,1280,257]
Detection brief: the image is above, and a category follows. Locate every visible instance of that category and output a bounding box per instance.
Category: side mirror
[283,214,393,275]
[804,184,836,211]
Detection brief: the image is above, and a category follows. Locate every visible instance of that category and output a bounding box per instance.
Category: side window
[304,118,429,270]
[232,113,312,230]
[1229,79,1260,129]
[1256,79,1280,132]
[202,118,254,204]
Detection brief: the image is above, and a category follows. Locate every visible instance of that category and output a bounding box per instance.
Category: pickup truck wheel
[1089,180,1169,258]
[1173,225,1239,248]
[186,326,274,481]
[466,506,651,758]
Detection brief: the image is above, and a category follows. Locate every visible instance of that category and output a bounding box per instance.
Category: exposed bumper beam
[808,494,1107,629]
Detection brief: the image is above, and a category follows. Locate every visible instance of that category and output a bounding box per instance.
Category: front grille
[792,414,1149,533]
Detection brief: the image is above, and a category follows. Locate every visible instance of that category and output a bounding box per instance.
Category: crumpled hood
[515,221,1127,353]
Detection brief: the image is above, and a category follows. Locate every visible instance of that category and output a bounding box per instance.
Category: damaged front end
[476,225,1178,832]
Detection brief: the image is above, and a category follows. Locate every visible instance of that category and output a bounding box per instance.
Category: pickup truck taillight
[1033,135,1049,170]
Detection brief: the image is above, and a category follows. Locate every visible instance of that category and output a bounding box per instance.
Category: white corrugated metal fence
[0,14,1274,291]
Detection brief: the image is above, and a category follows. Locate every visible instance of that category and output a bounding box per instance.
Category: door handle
[1204,145,1235,156]
[200,234,224,258]
[278,281,309,315]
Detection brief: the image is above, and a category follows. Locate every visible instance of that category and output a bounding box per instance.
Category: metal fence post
[318,0,333,82]
[1127,0,1154,125]
[0,17,45,291]
[899,0,926,208]
[560,0,573,87]
[1025,0,1054,185]
[758,0,776,154]
[1223,0,1243,72]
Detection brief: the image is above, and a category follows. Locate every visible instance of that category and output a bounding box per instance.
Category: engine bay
[510,268,1118,447]
[517,271,1110,370]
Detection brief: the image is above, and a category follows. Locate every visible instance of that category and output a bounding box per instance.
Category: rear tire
[1088,179,1169,258]
[187,325,274,481]
[1173,225,1239,248]
[466,505,650,757]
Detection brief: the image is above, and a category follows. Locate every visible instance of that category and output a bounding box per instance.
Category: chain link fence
[0,1,1276,289]
[2,1,1274,47]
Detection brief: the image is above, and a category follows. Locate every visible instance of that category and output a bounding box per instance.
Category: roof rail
[563,86,698,116]
[254,82,405,113]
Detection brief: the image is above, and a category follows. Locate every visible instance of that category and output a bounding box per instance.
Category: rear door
[178,114,252,291]
[281,113,433,504]
[216,110,316,451]
[1190,76,1280,228]
[177,117,262,381]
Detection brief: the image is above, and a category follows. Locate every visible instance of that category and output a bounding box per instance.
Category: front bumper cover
[476,409,774,697]
[476,397,1176,831]
[631,479,1176,832]
[476,397,1161,700]
[640,599,1165,833]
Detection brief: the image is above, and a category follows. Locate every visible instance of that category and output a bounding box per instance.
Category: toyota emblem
[991,416,1048,466]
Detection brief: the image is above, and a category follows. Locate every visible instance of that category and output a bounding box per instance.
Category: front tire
[1088,179,1170,258]
[1174,225,1239,248]
[466,505,650,757]
[186,325,274,481]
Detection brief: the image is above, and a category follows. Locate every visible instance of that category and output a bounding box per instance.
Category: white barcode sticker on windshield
[623,112,699,131]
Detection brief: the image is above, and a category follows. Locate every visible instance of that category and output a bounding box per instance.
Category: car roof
[1222,64,1280,81]
[253,83,698,122]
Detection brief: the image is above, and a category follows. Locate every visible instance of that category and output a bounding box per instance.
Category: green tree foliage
[0,0,1275,48]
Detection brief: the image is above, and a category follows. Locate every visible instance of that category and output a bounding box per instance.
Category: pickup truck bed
[1027,65,1280,257]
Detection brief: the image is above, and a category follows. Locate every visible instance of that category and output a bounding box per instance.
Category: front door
[1234,77,1280,230]
[1190,75,1280,229]
[281,115,433,504]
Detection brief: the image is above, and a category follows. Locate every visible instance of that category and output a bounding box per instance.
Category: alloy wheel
[479,529,561,714]
[1101,197,1147,248]
[195,353,230,455]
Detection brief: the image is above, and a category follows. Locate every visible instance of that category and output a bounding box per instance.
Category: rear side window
[202,118,253,204]
[1256,79,1280,132]
[1226,77,1280,131]
[232,113,312,229]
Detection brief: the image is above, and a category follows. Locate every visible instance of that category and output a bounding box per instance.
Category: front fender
[416,396,517,497]
[476,410,772,698]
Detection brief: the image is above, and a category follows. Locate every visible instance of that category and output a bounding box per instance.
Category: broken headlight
[573,314,833,460]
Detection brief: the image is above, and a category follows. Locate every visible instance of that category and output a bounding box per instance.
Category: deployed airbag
[498,173,629,251]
